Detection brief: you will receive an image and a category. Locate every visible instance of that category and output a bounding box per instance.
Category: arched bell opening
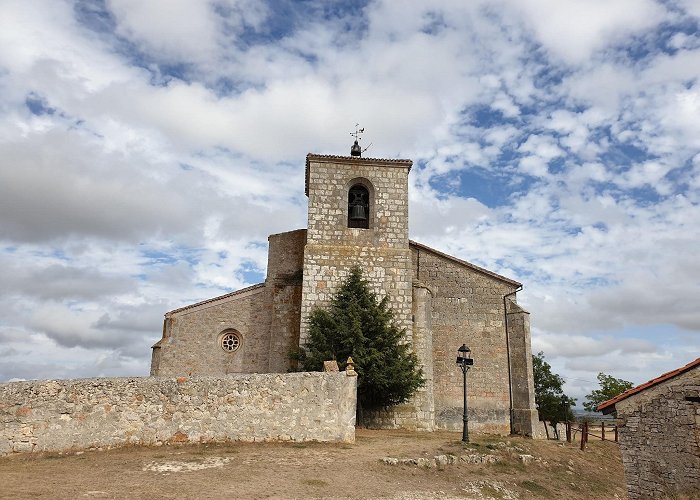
[348,184,370,229]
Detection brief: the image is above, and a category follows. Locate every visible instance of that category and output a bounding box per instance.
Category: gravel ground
[0,428,626,499]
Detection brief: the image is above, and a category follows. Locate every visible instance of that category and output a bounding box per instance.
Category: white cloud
[0,0,697,393]
[511,0,666,64]
[108,0,221,62]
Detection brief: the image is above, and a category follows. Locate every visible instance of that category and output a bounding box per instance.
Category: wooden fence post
[601,422,605,441]
[614,424,618,442]
[580,422,588,451]
[566,421,571,443]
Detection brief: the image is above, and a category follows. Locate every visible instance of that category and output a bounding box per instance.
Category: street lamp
[456,344,474,443]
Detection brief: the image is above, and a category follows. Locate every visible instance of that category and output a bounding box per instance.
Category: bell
[350,140,362,157]
[349,191,367,220]
[350,202,366,220]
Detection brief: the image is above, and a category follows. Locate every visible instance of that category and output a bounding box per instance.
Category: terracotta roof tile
[166,283,265,316]
[597,356,700,412]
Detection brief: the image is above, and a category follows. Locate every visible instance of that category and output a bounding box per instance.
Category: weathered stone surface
[0,372,357,455]
[301,156,414,347]
[152,229,306,376]
[409,245,534,435]
[381,453,499,467]
[323,360,340,372]
[506,300,544,438]
[616,366,700,499]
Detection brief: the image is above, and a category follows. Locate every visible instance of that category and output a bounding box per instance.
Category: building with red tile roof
[597,356,700,499]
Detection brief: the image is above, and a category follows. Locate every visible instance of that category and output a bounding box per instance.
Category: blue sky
[0,0,699,406]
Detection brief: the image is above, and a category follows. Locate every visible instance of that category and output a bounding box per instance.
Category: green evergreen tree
[296,266,424,410]
[583,372,634,413]
[532,351,576,424]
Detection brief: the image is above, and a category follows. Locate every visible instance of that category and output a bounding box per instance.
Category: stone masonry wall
[506,300,544,438]
[300,156,413,348]
[411,245,518,434]
[359,285,436,431]
[266,229,306,372]
[153,230,306,376]
[0,372,357,455]
[616,367,700,499]
[155,286,273,376]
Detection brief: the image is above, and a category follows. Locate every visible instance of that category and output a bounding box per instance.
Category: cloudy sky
[1,0,699,406]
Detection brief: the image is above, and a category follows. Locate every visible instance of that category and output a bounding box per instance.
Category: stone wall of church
[506,300,544,438]
[300,156,413,348]
[411,246,517,434]
[359,284,436,432]
[266,229,306,372]
[0,372,358,455]
[153,230,306,377]
[616,368,700,499]
[155,286,273,376]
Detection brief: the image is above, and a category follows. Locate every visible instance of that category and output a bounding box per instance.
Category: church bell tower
[299,151,414,348]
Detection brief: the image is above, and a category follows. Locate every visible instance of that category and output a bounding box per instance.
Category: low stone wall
[0,372,357,455]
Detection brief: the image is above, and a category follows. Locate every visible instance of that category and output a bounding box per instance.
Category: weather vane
[350,124,371,157]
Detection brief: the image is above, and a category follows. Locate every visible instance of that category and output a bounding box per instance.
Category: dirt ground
[0,429,626,499]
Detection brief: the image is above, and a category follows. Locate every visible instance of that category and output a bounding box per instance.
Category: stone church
[150,149,541,436]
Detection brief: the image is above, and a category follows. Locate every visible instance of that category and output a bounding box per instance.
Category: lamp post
[456,344,473,443]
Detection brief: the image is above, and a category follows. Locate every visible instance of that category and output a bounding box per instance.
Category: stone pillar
[150,340,162,375]
[506,299,545,438]
[411,284,435,431]
[265,230,306,373]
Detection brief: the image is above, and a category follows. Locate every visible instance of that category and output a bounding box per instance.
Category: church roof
[597,356,700,414]
[409,240,522,287]
[164,240,521,317]
[166,282,265,316]
[305,153,413,196]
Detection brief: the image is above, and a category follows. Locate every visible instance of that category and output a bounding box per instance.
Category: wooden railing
[572,421,618,450]
[543,420,618,450]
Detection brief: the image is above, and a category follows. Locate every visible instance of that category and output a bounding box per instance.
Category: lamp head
[456,344,473,366]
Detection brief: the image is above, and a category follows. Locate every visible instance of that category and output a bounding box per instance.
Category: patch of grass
[302,479,328,487]
[291,444,307,449]
[521,480,550,496]
[492,460,526,473]
[585,476,612,494]
[480,485,505,499]
[456,441,480,450]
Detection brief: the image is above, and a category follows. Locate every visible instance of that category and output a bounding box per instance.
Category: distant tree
[295,266,425,411]
[584,372,634,413]
[532,352,576,424]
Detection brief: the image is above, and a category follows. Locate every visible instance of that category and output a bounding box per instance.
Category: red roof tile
[597,356,700,412]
